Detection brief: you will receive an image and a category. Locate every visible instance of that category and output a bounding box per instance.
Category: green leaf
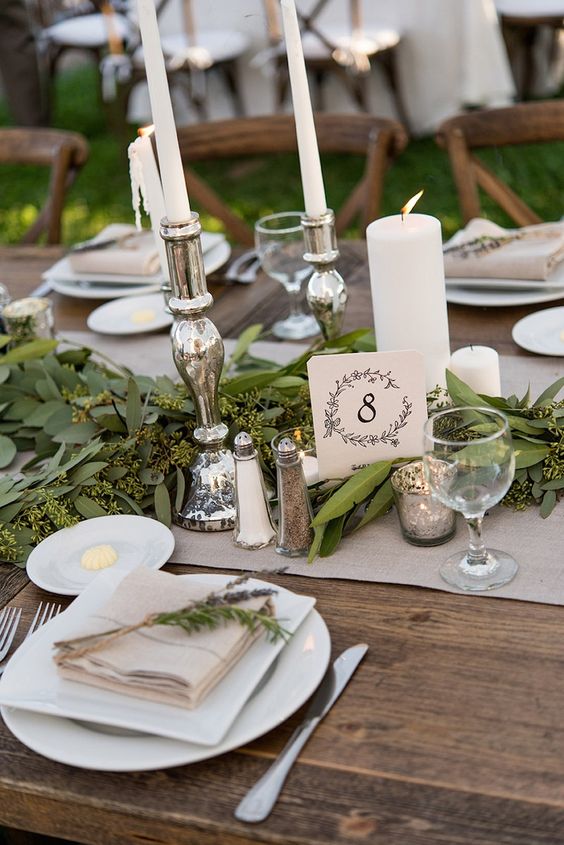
[1,339,58,364]
[0,365,10,384]
[221,370,281,396]
[175,466,186,513]
[446,370,487,407]
[113,490,144,515]
[534,377,564,407]
[53,421,98,444]
[540,478,564,491]
[513,440,550,470]
[74,496,108,518]
[0,436,16,468]
[226,324,263,368]
[319,514,346,557]
[540,490,557,518]
[4,398,41,421]
[70,461,108,484]
[126,377,142,435]
[43,405,73,436]
[25,400,65,428]
[139,467,164,486]
[312,461,392,526]
[528,463,544,483]
[354,479,394,531]
[106,466,129,482]
[154,482,172,526]
[307,523,326,564]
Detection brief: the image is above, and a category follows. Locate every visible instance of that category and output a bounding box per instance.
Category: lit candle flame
[138,125,155,138]
[401,189,424,221]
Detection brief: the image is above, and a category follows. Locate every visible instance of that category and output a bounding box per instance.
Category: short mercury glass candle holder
[391,461,456,547]
[2,297,54,342]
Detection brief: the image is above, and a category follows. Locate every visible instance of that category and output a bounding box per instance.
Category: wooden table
[0,243,563,845]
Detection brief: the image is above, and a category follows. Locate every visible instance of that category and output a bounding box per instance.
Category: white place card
[307,350,428,480]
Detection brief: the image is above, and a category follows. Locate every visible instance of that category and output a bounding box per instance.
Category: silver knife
[234,643,368,824]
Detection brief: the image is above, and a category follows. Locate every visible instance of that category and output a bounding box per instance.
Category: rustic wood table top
[0,243,563,845]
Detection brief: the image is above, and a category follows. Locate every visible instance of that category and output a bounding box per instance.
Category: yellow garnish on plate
[130,309,156,325]
[80,544,118,571]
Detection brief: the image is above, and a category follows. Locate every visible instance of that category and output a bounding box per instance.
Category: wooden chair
[262,0,408,128]
[495,3,564,98]
[174,113,408,246]
[435,101,564,226]
[0,128,89,244]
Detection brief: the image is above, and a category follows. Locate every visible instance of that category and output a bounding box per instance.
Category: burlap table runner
[63,330,564,604]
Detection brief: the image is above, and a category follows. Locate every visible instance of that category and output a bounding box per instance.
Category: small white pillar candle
[280,0,327,217]
[449,346,501,396]
[366,211,451,391]
[300,454,319,486]
[128,127,168,279]
[136,0,191,224]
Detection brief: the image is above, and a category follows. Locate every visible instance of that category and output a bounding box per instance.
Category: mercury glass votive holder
[2,297,54,341]
[391,460,456,547]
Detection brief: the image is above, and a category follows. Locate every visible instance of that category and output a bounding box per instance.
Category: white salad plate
[43,234,231,300]
[512,306,564,356]
[86,293,174,335]
[446,286,564,308]
[26,515,175,596]
[0,572,329,770]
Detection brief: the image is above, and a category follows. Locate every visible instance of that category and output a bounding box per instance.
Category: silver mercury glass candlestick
[160,212,235,531]
[301,209,347,340]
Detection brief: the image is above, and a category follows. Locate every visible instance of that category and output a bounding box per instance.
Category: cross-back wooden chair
[174,113,408,246]
[435,101,564,226]
[496,4,564,98]
[0,128,89,244]
[262,0,407,127]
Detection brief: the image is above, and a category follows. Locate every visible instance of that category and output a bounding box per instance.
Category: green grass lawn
[1,63,563,244]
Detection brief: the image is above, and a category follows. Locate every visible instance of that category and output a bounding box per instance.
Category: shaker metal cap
[276,436,299,465]
[234,431,255,459]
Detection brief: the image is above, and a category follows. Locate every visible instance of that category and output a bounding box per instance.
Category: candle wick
[401,212,404,223]
[470,344,473,351]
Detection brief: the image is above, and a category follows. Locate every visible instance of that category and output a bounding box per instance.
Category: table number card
[307,351,428,480]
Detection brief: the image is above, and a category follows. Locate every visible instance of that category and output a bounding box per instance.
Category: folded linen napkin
[54,567,275,709]
[68,224,160,276]
[443,218,564,281]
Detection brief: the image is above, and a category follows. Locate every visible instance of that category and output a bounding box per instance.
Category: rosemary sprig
[54,573,290,664]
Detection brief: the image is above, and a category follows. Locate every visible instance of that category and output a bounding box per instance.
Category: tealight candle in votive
[3,297,54,342]
[391,461,456,546]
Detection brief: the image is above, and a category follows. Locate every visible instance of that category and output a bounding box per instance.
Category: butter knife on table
[234,643,368,824]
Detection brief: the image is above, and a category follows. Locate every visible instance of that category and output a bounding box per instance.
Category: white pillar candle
[366,212,451,391]
[128,127,168,279]
[136,0,190,224]
[300,454,319,486]
[449,346,501,396]
[280,0,327,217]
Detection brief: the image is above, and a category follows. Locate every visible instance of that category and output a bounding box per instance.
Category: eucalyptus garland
[0,327,561,568]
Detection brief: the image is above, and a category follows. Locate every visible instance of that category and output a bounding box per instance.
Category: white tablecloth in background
[133,0,515,136]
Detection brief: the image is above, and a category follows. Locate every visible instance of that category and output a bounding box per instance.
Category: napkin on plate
[54,567,276,709]
[68,224,160,276]
[443,218,564,281]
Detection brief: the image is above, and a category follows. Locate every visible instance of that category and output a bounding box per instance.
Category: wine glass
[422,406,518,592]
[254,212,319,340]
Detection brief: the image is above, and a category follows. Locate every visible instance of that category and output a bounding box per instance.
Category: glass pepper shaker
[275,436,314,557]
[233,431,276,549]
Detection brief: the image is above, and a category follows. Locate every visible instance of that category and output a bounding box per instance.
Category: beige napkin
[54,568,275,709]
[443,218,564,281]
[68,224,160,276]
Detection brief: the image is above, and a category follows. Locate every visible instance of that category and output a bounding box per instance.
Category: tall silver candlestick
[161,213,235,531]
[301,209,347,340]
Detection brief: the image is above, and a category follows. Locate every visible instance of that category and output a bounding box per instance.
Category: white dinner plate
[446,286,564,308]
[26,515,175,596]
[512,306,564,356]
[87,293,174,335]
[44,237,231,300]
[0,572,317,747]
[0,576,330,771]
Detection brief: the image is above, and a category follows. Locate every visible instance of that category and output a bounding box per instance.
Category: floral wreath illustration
[323,368,413,448]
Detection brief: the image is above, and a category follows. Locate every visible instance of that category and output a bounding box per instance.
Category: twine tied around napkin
[53,568,279,709]
[68,224,160,277]
[443,218,564,281]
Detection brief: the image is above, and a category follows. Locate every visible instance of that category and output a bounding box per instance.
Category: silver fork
[0,601,61,677]
[0,607,22,664]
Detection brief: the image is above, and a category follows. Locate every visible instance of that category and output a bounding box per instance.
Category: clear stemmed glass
[423,406,518,592]
[254,212,319,340]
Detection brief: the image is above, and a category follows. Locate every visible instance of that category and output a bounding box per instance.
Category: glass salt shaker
[275,436,314,557]
[233,431,276,550]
